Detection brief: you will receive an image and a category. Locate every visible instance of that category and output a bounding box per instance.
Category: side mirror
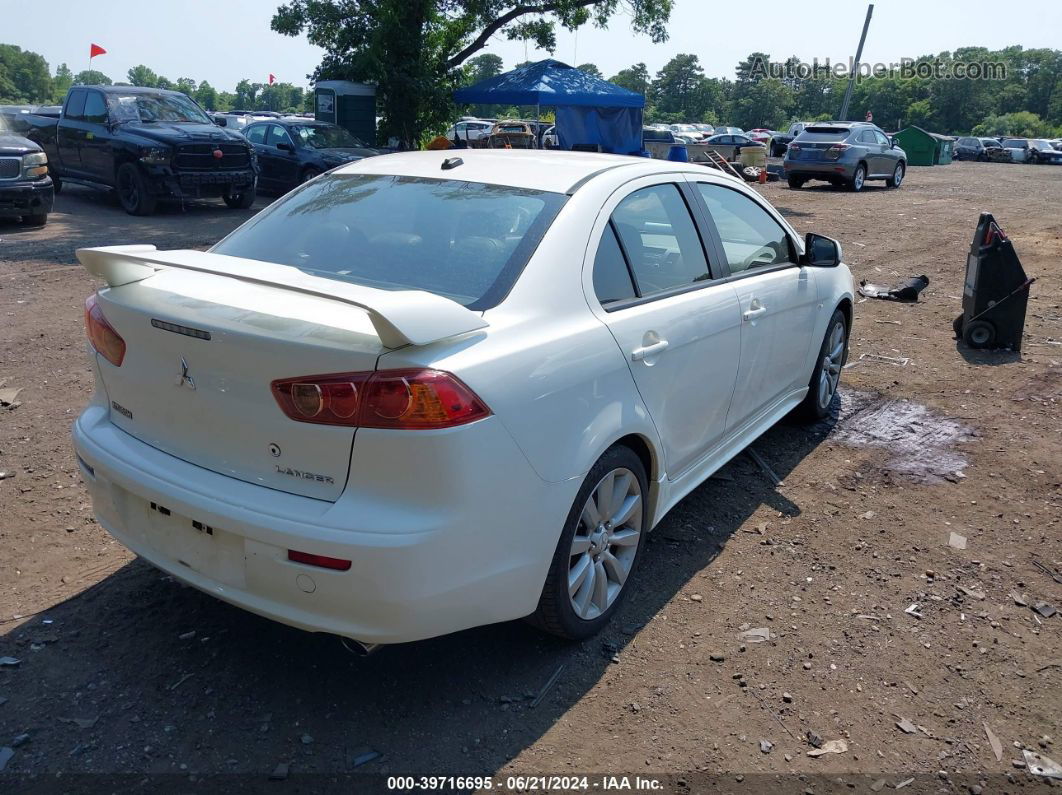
[803,233,842,267]
[890,137,898,148]
[276,142,293,152]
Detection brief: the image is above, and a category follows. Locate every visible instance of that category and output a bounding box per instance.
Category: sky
[3,0,1061,93]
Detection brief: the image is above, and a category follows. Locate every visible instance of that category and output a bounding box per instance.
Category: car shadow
[0,408,838,778]
[955,343,1024,366]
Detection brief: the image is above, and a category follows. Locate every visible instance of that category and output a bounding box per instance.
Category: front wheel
[22,212,48,227]
[887,161,905,188]
[116,163,158,216]
[794,309,848,422]
[849,164,866,192]
[528,446,648,640]
[223,187,256,209]
[300,167,322,184]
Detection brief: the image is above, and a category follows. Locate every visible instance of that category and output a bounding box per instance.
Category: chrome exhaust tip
[340,636,382,656]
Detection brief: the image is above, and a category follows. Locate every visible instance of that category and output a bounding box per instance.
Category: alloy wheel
[118,170,139,211]
[568,467,642,621]
[817,320,846,410]
[893,163,904,186]
[853,166,865,191]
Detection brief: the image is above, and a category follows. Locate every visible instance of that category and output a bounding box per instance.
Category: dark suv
[954,136,1005,161]
[784,121,906,191]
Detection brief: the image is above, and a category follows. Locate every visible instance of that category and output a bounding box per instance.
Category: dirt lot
[1,164,1060,792]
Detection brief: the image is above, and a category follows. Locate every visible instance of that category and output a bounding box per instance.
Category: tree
[52,63,73,102]
[73,69,112,86]
[465,53,504,84]
[608,63,649,96]
[652,54,713,121]
[195,80,219,110]
[234,79,260,109]
[175,77,198,96]
[0,44,53,103]
[127,65,159,87]
[271,0,674,147]
[576,63,602,78]
[972,111,1055,138]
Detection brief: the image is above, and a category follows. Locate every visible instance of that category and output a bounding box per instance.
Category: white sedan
[73,150,854,648]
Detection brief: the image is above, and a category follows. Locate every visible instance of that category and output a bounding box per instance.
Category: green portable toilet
[314,80,376,144]
[894,126,953,166]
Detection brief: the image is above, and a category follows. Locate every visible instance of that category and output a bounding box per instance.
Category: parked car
[243,119,380,194]
[445,119,493,144]
[26,85,258,215]
[542,125,558,148]
[0,130,53,225]
[703,133,764,161]
[953,136,1006,161]
[487,120,538,148]
[1027,139,1062,164]
[73,150,854,647]
[669,124,706,141]
[1000,138,1030,163]
[784,121,906,191]
[714,126,744,136]
[642,127,677,144]
[746,128,775,145]
[694,123,716,136]
[770,122,811,157]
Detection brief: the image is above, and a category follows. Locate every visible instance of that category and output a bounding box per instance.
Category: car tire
[22,212,48,227]
[787,176,805,189]
[849,163,866,192]
[963,319,997,349]
[977,153,987,162]
[887,161,905,188]
[116,162,158,216]
[794,309,848,422]
[300,167,322,184]
[528,445,649,641]
[223,187,256,209]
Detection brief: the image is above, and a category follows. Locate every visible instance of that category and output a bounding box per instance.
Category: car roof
[79,85,184,96]
[334,149,714,194]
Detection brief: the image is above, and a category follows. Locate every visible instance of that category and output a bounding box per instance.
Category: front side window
[697,183,792,274]
[83,92,108,124]
[212,174,567,310]
[610,184,710,297]
[874,131,891,146]
[265,125,293,147]
[64,90,87,121]
[292,124,367,149]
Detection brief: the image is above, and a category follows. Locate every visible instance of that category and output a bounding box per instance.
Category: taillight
[84,294,126,366]
[788,143,801,152]
[287,549,352,571]
[271,368,490,429]
[824,143,850,160]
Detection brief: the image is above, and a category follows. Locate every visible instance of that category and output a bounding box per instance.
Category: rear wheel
[787,176,805,189]
[887,161,905,188]
[795,309,847,421]
[223,186,256,209]
[116,163,157,216]
[849,164,866,192]
[300,167,322,184]
[529,446,648,640]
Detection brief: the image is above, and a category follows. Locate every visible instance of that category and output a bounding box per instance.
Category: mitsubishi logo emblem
[176,356,196,390]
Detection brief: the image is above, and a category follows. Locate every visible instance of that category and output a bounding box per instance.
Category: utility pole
[838,4,874,121]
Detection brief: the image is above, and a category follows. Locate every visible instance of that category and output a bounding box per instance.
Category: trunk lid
[95,268,384,501]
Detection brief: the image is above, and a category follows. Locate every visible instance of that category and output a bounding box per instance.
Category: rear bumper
[72,402,578,644]
[783,159,855,179]
[0,177,53,217]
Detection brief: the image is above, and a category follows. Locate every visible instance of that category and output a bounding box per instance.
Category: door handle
[743,305,768,321]
[630,340,669,361]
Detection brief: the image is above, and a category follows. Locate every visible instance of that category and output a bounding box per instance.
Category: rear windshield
[799,127,851,141]
[211,174,567,310]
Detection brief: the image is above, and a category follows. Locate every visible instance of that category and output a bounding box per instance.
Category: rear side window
[697,183,793,274]
[858,130,876,143]
[83,92,108,124]
[64,90,87,121]
[244,125,266,144]
[592,225,637,305]
[212,174,567,310]
[611,184,710,297]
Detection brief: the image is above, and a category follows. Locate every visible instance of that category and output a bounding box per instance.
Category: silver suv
[784,121,907,191]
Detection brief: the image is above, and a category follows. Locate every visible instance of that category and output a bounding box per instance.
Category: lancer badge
[176,356,196,390]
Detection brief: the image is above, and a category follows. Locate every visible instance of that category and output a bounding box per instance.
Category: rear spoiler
[76,245,488,349]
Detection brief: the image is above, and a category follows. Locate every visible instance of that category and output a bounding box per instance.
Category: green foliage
[73,70,112,86]
[0,44,53,103]
[52,64,73,103]
[127,65,159,87]
[577,63,602,78]
[972,111,1058,138]
[270,0,674,147]
[608,63,650,96]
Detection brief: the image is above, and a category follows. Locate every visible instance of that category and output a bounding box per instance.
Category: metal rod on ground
[838,4,874,121]
[531,664,565,708]
[746,448,783,487]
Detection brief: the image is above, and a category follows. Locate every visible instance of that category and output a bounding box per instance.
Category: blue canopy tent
[453,59,645,154]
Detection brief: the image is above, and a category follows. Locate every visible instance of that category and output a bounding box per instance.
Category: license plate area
[144,500,246,588]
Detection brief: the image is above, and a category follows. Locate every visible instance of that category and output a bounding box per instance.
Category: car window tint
[65,90,87,121]
[592,224,637,306]
[698,183,792,274]
[83,92,108,124]
[244,125,266,144]
[875,131,891,145]
[212,174,567,310]
[610,184,710,296]
[265,125,292,146]
[858,130,875,143]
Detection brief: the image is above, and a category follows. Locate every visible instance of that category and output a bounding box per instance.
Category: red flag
[89,43,107,59]
[268,73,276,85]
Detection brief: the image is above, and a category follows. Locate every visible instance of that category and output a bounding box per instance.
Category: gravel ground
[0,163,1059,792]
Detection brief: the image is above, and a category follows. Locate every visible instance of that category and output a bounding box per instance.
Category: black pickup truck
[0,130,53,225]
[27,86,258,215]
